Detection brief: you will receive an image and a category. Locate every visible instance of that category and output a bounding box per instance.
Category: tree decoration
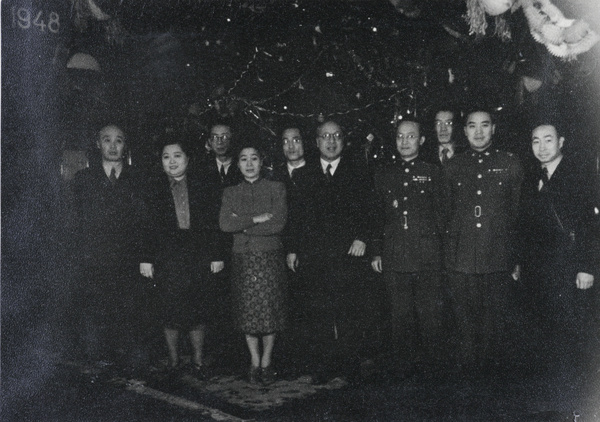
[465,0,599,59]
[480,0,515,16]
[520,0,600,60]
[465,0,513,41]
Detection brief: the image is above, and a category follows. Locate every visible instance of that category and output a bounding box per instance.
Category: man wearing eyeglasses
[422,107,465,166]
[204,122,242,188]
[199,121,242,368]
[269,125,315,372]
[288,120,374,383]
[371,118,447,374]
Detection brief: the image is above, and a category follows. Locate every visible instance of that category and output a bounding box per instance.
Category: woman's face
[238,147,262,181]
[162,144,189,179]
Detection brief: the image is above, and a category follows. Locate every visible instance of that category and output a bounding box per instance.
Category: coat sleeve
[508,157,525,266]
[137,177,163,264]
[219,186,255,233]
[351,168,375,245]
[244,182,287,236]
[370,168,385,257]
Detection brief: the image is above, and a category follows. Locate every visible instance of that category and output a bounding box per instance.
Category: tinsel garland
[465,0,512,41]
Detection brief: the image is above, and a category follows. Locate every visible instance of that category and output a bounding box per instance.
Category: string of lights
[347,49,398,89]
[253,91,404,119]
[225,46,259,96]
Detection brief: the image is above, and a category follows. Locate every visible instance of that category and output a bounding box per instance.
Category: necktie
[441,148,449,164]
[109,167,117,185]
[326,164,333,180]
[540,167,549,191]
[219,164,226,181]
[290,168,296,179]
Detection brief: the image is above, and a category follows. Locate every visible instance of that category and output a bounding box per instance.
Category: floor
[4,349,600,422]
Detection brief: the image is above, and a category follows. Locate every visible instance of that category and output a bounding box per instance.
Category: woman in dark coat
[219,145,288,385]
[140,134,225,375]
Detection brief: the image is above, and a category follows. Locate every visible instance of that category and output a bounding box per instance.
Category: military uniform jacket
[372,159,446,273]
[444,148,523,274]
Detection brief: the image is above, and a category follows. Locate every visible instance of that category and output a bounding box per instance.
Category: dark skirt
[155,230,214,330]
[231,249,287,334]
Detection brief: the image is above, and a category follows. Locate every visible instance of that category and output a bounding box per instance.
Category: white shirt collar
[438,143,455,156]
[287,159,306,176]
[217,158,232,171]
[320,157,341,175]
[543,155,563,179]
[102,162,123,178]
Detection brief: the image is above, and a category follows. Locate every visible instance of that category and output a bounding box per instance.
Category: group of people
[69,107,599,388]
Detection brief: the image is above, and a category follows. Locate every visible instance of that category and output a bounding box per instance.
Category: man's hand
[348,240,366,257]
[371,256,383,273]
[211,261,225,274]
[140,263,154,279]
[252,213,273,224]
[576,272,594,290]
[511,264,521,281]
[287,253,299,272]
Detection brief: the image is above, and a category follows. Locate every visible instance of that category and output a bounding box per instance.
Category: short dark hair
[463,107,495,125]
[530,121,564,138]
[210,119,235,135]
[98,124,126,140]
[236,142,264,160]
[433,107,457,123]
[156,131,192,157]
[317,120,344,135]
[397,117,422,134]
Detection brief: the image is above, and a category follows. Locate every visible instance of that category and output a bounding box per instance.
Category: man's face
[316,121,343,162]
[97,125,126,162]
[434,111,454,145]
[209,125,232,158]
[531,125,564,165]
[282,128,304,163]
[396,121,424,160]
[464,111,495,152]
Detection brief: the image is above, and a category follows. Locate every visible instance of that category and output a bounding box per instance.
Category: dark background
[2,0,600,412]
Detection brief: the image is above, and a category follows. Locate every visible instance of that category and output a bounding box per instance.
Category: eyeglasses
[396,134,418,141]
[210,134,231,142]
[283,137,303,145]
[319,132,343,141]
[435,121,453,128]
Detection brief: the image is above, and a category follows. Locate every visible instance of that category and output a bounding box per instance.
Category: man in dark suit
[520,122,599,384]
[288,120,373,382]
[371,118,446,371]
[201,122,243,190]
[444,109,524,373]
[271,126,311,260]
[421,107,466,166]
[269,125,315,374]
[71,124,146,373]
[198,121,243,368]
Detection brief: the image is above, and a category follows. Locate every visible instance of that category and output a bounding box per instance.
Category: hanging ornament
[465,0,514,41]
[522,75,543,92]
[521,0,600,59]
[479,0,515,16]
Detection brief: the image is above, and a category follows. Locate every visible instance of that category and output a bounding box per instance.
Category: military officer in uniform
[444,109,524,373]
[372,118,447,370]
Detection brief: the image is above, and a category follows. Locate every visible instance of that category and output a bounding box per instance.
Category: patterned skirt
[231,249,287,334]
